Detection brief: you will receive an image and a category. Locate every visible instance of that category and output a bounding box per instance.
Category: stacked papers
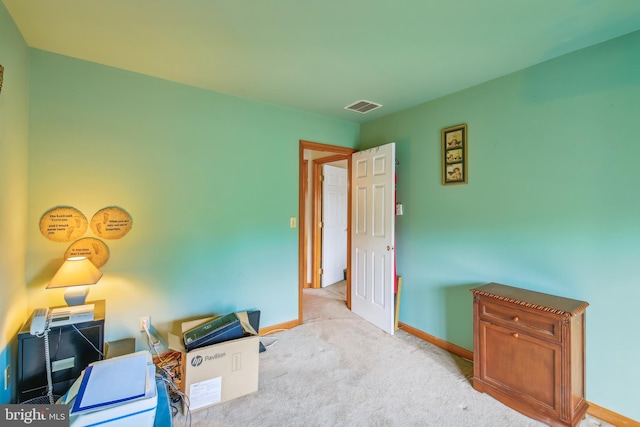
[72,351,147,413]
[62,351,158,427]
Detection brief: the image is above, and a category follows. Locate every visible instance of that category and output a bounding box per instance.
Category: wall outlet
[139,316,150,332]
[4,365,9,390]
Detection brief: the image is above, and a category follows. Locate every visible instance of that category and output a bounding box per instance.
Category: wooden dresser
[471,283,589,427]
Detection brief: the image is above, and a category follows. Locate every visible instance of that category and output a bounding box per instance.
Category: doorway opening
[298,140,356,324]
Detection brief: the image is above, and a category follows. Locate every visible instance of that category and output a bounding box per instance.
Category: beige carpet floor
[173,281,611,427]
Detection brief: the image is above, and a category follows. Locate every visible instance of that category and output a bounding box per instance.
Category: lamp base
[64,286,89,306]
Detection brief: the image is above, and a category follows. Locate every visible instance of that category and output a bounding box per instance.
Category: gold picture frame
[442,124,467,185]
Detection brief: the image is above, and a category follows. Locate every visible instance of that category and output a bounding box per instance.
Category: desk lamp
[47,256,103,306]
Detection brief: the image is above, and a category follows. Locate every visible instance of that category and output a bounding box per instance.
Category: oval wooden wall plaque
[39,207,88,242]
[64,237,110,268]
[90,207,133,240]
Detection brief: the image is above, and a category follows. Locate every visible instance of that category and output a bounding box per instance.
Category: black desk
[17,300,105,403]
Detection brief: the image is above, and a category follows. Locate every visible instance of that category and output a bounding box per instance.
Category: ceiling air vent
[344,100,382,114]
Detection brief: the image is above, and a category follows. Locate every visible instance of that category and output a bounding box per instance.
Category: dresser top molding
[471,283,589,316]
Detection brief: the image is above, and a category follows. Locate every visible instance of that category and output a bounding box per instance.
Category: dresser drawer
[478,299,561,342]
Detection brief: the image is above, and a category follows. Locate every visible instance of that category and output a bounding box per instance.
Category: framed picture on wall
[442,124,467,185]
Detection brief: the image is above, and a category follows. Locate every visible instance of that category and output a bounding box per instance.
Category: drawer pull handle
[513,316,520,322]
[512,333,519,338]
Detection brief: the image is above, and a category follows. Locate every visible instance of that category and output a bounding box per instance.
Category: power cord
[142,323,163,360]
[72,324,105,357]
[155,364,191,427]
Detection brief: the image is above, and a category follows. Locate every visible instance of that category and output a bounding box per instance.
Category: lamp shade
[47,256,103,289]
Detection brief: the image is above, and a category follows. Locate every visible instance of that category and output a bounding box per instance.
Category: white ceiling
[4,0,640,123]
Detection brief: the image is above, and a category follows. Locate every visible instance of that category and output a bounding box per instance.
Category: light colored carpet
[173,281,610,427]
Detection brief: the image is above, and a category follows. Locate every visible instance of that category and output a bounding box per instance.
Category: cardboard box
[168,312,260,413]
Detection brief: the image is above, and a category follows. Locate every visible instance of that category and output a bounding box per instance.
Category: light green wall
[26,50,358,349]
[361,30,640,420]
[5,4,639,418]
[0,2,29,404]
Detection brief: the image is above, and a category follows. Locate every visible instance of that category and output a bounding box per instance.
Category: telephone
[30,307,50,335]
[29,305,95,335]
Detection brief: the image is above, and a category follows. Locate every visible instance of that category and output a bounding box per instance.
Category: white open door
[321,164,348,287]
[351,142,395,334]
